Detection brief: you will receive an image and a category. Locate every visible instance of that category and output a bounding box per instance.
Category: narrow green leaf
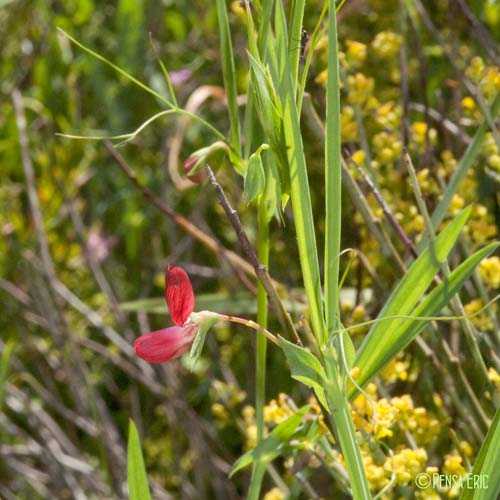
[324,0,342,340]
[351,239,498,396]
[288,0,305,86]
[127,420,152,500]
[57,28,172,108]
[215,0,241,154]
[279,336,328,408]
[353,207,471,389]
[230,405,310,476]
[460,402,500,500]
[274,1,325,346]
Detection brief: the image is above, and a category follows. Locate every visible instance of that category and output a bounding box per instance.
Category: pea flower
[134,266,198,363]
[134,265,278,364]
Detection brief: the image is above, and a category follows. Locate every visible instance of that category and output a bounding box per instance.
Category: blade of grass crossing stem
[215,0,241,155]
[324,0,342,339]
[349,241,500,397]
[274,0,325,346]
[460,402,500,500]
[127,420,152,500]
[418,93,500,252]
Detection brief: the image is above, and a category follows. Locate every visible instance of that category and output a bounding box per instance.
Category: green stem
[256,198,269,441]
[247,198,270,500]
[323,348,372,500]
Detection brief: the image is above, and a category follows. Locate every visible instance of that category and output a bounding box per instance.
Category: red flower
[133,325,198,363]
[165,265,195,326]
[134,265,197,363]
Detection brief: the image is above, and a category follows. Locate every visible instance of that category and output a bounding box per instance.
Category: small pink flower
[134,265,197,364]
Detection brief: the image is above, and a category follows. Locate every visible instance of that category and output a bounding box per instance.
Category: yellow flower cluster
[352,384,398,439]
[340,106,358,142]
[464,299,494,331]
[484,132,500,173]
[264,393,294,425]
[263,487,286,500]
[380,357,410,384]
[372,31,402,59]
[465,57,500,100]
[479,256,500,289]
[415,168,439,196]
[346,40,368,67]
[389,447,428,485]
[242,404,257,450]
[391,395,441,446]
[488,367,500,392]
[464,204,498,246]
[347,73,376,107]
[372,131,403,164]
[412,121,437,148]
[374,100,402,129]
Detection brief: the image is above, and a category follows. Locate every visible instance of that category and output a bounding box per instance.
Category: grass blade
[350,241,500,395]
[127,419,152,500]
[324,0,342,338]
[353,207,471,388]
[460,402,500,500]
[216,0,241,154]
[274,0,325,345]
[57,28,173,109]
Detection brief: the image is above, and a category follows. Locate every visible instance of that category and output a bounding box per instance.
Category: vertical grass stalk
[323,3,372,498]
[247,198,271,499]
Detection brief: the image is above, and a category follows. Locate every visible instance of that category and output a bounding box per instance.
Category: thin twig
[104,142,257,284]
[346,152,418,258]
[206,166,302,345]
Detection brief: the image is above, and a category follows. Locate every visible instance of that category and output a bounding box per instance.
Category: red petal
[165,266,195,325]
[133,326,197,363]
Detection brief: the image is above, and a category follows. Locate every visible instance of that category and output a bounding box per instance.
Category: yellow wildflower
[461,96,476,111]
[479,256,500,289]
[263,488,286,500]
[346,40,367,66]
[372,31,402,58]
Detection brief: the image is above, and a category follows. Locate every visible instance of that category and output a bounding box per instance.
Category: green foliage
[230,405,310,476]
[127,419,153,500]
[461,402,500,500]
[279,336,328,408]
[353,207,472,389]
